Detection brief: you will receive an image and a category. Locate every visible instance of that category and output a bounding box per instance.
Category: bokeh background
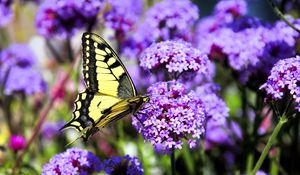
[0,0,299,174]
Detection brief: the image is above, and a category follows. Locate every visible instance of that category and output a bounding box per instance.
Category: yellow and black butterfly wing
[61,90,122,140]
[82,32,137,98]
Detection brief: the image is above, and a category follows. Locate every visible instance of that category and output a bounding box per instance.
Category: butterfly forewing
[82,33,137,98]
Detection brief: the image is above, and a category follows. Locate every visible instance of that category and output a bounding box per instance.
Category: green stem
[252,114,288,174]
[171,148,176,175]
[266,0,300,33]
[246,153,254,175]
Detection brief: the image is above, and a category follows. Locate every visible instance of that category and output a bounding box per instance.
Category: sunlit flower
[103,155,144,175]
[133,81,206,153]
[42,148,102,175]
[140,40,209,80]
[8,135,26,152]
[260,56,300,112]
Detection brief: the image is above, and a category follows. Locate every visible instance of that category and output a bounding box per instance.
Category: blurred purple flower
[140,40,209,80]
[35,0,102,38]
[42,147,102,175]
[272,18,300,47]
[0,44,47,95]
[0,0,13,26]
[104,0,143,36]
[133,81,206,153]
[8,135,26,152]
[196,83,229,125]
[205,120,242,150]
[260,56,300,112]
[121,0,199,59]
[4,67,47,95]
[227,16,265,32]
[214,0,247,23]
[42,121,65,140]
[103,155,144,175]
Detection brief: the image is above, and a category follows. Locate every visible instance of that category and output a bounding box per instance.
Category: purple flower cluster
[143,0,199,41]
[35,0,102,38]
[213,0,247,23]
[0,0,13,26]
[140,40,209,79]
[121,0,199,59]
[42,148,102,175]
[104,0,143,35]
[196,0,298,86]
[133,81,206,153]
[0,44,47,95]
[260,56,300,112]
[103,155,144,175]
[194,83,241,149]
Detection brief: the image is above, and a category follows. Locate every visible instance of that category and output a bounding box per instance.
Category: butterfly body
[61,33,149,140]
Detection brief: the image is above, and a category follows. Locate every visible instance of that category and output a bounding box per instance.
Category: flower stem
[11,49,81,175]
[171,148,176,175]
[252,114,288,174]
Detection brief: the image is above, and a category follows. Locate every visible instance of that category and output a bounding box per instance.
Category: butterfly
[61,32,149,141]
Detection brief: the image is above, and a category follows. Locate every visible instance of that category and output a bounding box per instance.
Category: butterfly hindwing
[82,32,136,98]
[62,90,122,140]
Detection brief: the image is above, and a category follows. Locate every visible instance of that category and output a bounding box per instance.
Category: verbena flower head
[214,0,247,23]
[103,155,144,175]
[144,0,199,41]
[260,56,300,112]
[36,0,102,38]
[121,0,199,59]
[42,147,102,175]
[8,135,26,152]
[140,40,209,79]
[104,0,143,34]
[0,0,13,26]
[0,44,47,95]
[133,81,206,153]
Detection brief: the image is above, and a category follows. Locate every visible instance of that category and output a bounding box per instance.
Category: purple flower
[260,56,300,112]
[103,155,144,175]
[0,0,13,26]
[140,40,209,80]
[133,81,206,153]
[42,148,102,175]
[0,44,47,95]
[8,135,26,152]
[121,0,199,59]
[214,0,247,23]
[35,0,102,38]
[42,121,65,140]
[104,0,143,34]
[272,18,300,47]
[205,120,242,150]
[227,16,265,32]
[196,83,229,125]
